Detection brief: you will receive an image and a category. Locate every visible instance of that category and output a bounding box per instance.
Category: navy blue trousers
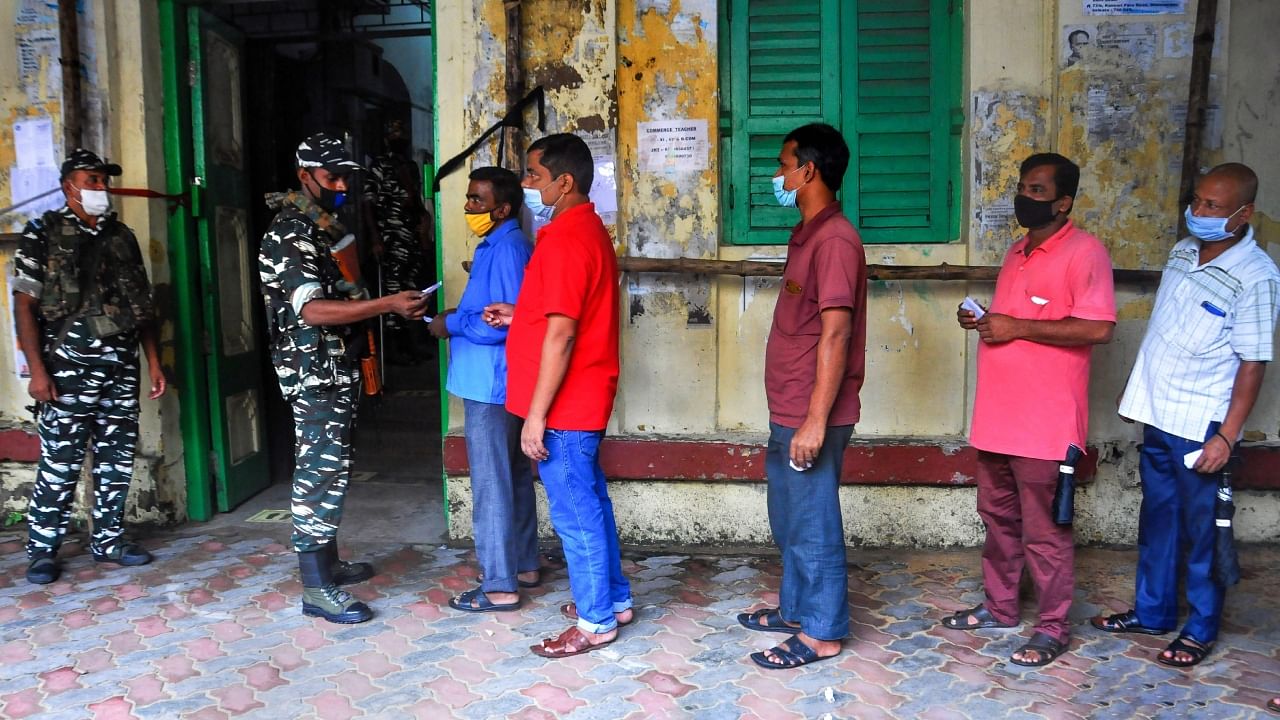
[1135,422,1225,644]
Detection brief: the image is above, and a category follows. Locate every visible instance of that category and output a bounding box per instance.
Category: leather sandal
[1090,609,1169,636]
[1010,632,1068,667]
[448,587,521,613]
[750,635,838,670]
[1157,634,1213,668]
[737,607,800,634]
[530,626,614,658]
[940,605,1017,630]
[561,602,632,626]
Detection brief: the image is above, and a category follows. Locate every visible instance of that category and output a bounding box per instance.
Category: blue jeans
[537,429,632,634]
[1135,422,1225,644]
[766,422,854,641]
[464,400,538,594]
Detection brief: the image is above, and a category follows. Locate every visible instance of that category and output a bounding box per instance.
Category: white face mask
[77,187,111,217]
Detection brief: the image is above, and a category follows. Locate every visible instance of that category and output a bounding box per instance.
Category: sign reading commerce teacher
[638,119,709,174]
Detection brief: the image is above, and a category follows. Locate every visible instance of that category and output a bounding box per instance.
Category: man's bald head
[1202,163,1259,207]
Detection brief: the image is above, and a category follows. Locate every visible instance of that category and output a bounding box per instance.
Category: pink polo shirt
[970,220,1116,461]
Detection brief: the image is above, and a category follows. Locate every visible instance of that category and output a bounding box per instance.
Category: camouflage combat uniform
[259,195,362,553]
[13,207,155,560]
[368,150,426,331]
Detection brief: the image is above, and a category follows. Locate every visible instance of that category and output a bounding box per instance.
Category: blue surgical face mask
[1184,204,1245,242]
[523,187,552,221]
[523,176,565,221]
[772,166,806,208]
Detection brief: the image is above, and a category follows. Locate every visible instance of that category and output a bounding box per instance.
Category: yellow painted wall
[0,1,182,523]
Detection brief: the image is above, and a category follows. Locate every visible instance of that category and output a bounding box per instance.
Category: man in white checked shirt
[1093,164,1280,669]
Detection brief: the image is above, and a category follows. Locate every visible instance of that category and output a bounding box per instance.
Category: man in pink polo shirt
[942,153,1116,667]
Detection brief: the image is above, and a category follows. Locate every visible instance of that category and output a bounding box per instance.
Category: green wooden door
[188,7,270,511]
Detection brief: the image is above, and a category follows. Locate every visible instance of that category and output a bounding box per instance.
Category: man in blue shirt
[430,167,538,612]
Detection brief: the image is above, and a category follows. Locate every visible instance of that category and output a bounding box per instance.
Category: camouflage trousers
[289,377,361,552]
[27,358,140,560]
[380,227,426,331]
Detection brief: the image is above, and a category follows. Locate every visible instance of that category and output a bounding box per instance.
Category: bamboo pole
[1177,0,1219,205]
[614,256,1161,284]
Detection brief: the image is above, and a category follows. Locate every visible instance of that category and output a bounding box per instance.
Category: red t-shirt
[970,220,1116,460]
[765,202,868,428]
[505,203,619,430]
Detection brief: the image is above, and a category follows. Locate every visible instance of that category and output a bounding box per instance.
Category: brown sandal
[530,626,614,658]
[560,602,634,626]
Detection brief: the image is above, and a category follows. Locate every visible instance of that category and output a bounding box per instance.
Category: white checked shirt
[1120,226,1280,441]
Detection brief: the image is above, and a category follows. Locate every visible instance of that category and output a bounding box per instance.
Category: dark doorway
[201,0,441,505]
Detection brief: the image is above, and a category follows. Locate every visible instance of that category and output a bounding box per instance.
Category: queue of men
[13,126,1279,694]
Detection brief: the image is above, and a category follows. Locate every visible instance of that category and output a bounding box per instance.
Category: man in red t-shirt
[944,153,1115,668]
[736,123,867,670]
[483,133,630,658]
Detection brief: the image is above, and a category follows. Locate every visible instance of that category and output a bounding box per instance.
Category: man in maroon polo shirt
[736,123,867,669]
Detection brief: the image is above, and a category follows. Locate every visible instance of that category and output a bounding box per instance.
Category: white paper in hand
[961,297,986,319]
[1183,449,1202,469]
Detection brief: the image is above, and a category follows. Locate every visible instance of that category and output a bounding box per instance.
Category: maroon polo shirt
[764,202,868,428]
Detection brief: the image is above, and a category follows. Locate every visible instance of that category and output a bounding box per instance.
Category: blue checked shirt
[1120,226,1280,441]
[444,219,532,404]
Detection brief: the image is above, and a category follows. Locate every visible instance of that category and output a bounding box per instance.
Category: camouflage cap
[296,132,364,173]
[60,148,123,180]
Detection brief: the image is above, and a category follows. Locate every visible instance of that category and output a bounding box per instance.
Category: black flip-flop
[1266,697,1280,714]
[1156,634,1213,668]
[1090,610,1169,636]
[940,605,1018,630]
[1010,632,1068,667]
[737,607,801,634]
[750,635,837,670]
[448,587,521,613]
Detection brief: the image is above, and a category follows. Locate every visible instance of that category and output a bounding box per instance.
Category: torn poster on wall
[1065,22,1160,70]
[1084,0,1185,14]
[638,119,709,174]
[584,135,619,226]
[16,28,59,104]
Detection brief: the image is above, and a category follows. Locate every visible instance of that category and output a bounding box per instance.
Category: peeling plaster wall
[441,1,1280,546]
[0,1,182,525]
[615,0,719,434]
[437,0,618,433]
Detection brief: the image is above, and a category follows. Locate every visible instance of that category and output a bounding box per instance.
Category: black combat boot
[298,549,373,624]
[321,542,375,586]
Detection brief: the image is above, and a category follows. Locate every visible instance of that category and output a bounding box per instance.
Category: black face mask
[1014,194,1060,229]
[305,173,347,213]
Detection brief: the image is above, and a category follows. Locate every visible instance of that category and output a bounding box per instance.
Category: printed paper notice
[638,119,708,174]
[1084,0,1185,15]
[14,116,56,168]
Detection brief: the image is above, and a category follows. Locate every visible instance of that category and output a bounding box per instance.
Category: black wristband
[1214,430,1234,452]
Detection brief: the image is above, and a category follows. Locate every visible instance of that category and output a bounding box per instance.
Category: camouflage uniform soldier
[12,149,167,585]
[260,133,427,623]
[368,119,432,362]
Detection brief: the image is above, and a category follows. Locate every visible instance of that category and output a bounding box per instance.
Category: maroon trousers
[975,451,1074,642]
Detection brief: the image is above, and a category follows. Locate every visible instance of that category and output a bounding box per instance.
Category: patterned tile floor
[1,526,1277,719]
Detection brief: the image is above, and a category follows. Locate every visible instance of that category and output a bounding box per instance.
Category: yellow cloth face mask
[465,211,496,237]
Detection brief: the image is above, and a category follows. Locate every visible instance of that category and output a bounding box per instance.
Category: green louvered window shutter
[721,0,962,245]
[845,0,960,243]
[721,0,841,245]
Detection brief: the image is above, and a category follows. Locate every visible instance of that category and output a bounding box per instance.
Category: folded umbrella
[1213,456,1242,587]
[1052,444,1084,526]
